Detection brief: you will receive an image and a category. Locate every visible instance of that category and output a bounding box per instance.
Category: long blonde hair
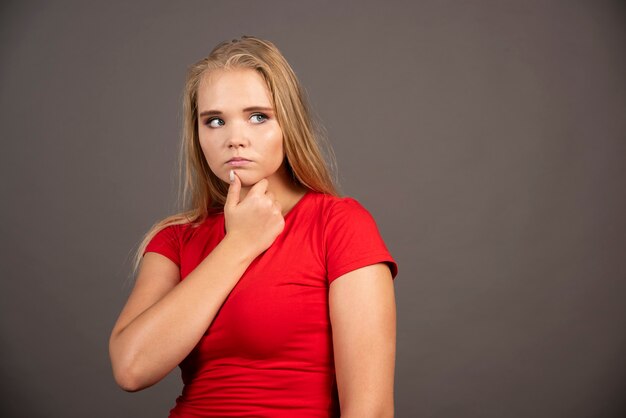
[130,35,339,276]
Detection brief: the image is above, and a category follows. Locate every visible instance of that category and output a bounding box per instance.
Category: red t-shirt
[143,190,398,417]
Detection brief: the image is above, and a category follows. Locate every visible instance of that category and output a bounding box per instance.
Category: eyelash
[204,113,268,127]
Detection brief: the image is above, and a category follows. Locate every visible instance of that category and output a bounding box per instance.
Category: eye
[205,117,224,128]
[250,113,268,124]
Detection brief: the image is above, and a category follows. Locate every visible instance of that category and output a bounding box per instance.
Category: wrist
[221,233,259,264]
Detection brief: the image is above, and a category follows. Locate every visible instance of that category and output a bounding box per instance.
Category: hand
[223,170,285,256]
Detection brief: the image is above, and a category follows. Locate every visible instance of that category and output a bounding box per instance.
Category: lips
[226,157,252,167]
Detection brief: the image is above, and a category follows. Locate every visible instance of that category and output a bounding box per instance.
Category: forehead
[197,68,273,110]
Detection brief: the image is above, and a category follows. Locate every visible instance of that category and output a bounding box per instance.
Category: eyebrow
[199,106,274,117]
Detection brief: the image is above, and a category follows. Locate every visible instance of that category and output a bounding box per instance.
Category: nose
[225,121,249,149]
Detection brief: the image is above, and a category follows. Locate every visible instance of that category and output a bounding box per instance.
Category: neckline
[284,189,312,220]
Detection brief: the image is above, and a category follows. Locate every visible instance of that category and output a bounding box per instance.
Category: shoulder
[313,193,383,239]
[145,215,210,250]
[308,192,372,220]
[324,194,376,224]
[329,195,368,213]
[150,221,189,240]
[302,192,380,236]
[319,193,398,283]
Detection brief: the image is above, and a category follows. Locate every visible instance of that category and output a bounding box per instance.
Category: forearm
[109,235,256,391]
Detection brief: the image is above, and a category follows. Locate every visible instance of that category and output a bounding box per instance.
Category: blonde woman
[109,35,398,418]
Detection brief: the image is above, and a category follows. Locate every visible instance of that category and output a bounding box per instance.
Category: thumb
[225,169,241,210]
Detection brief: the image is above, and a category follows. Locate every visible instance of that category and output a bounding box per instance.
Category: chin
[230,170,259,187]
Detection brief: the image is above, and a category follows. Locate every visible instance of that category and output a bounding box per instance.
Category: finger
[250,178,269,195]
[225,169,241,209]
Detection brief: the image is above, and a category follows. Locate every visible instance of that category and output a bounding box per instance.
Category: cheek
[198,139,219,168]
[265,127,284,157]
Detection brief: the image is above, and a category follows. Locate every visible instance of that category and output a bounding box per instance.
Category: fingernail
[229,170,235,183]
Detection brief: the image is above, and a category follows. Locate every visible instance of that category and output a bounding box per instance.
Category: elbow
[113,366,165,393]
[109,335,149,392]
[111,357,148,392]
[114,371,143,393]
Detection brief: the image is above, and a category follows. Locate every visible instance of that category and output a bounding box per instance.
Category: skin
[108,69,299,394]
[109,67,395,417]
[196,68,308,216]
[197,69,396,416]
[330,264,396,418]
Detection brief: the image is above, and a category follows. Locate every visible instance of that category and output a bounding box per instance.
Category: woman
[109,35,398,418]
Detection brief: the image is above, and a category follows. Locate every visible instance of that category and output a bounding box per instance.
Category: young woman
[109,35,398,418]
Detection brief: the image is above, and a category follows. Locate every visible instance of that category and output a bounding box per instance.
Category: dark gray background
[1,0,625,417]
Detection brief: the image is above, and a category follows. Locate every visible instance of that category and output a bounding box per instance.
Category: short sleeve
[324,198,398,285]
[142,225,181,268]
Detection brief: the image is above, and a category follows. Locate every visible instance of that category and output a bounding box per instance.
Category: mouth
[226,158,252,167]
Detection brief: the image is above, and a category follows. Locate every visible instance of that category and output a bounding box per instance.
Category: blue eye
[250,113,268,123]
[206,118,224,128]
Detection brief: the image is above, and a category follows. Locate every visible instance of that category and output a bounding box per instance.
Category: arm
[108,234,256,392]
[329,263,396,418]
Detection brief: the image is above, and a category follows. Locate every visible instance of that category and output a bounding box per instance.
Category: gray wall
[1,0,625,417]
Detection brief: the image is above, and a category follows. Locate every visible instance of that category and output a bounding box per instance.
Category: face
[196,68,285,188]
